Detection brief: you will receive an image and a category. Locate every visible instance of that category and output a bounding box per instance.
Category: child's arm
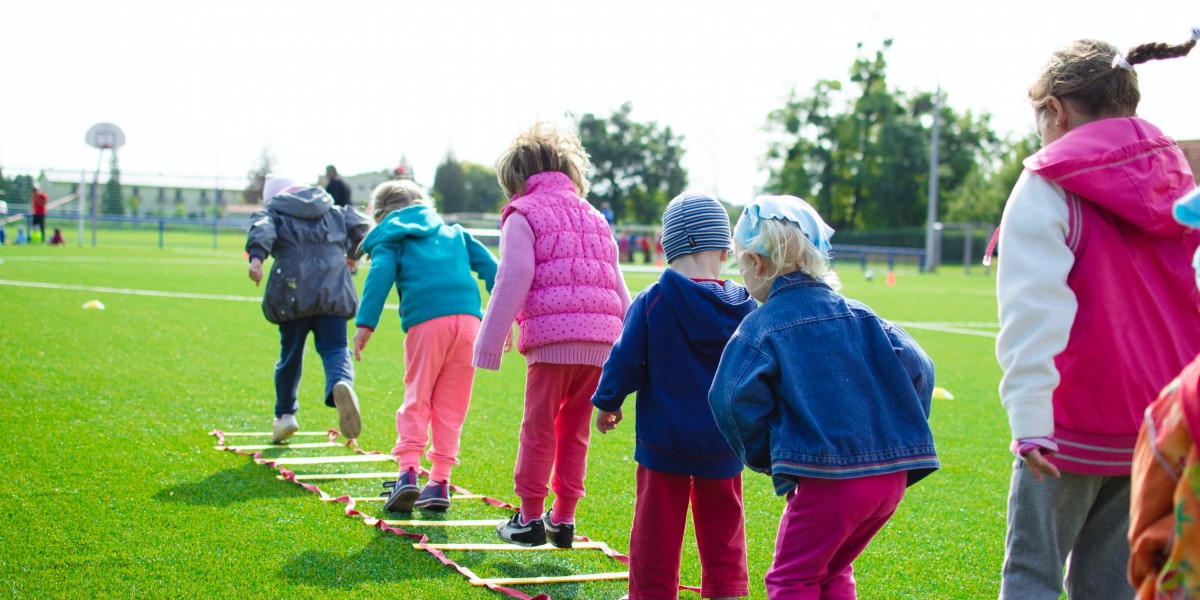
[591,291,652,430]
[245,209,275,267]
[709,335,778,474]
[885,321,935,417]
[463,230,499,294]
[473,214,536,370]
[995,172,1075,477]
[354,243,401,341]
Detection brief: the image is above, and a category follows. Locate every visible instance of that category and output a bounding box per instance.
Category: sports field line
[895,321,998,338]
[0,256,243,265]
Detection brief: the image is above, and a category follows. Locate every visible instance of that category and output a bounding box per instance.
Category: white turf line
[217,442,340,451]
[278,472,397,480]
[2,278,999,338]
[220,431,332,437]
[255,454,396,465]
[319,494,485,502]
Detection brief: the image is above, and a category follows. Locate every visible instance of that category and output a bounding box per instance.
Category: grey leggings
[999,460,1132,599]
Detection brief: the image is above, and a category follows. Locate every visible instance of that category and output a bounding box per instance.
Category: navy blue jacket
[709,272,939,495]
[592,269,757,478]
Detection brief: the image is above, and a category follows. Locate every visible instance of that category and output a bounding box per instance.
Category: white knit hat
[263,175,306,200]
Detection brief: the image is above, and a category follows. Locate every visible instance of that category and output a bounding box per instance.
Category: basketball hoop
[85,123,126,150]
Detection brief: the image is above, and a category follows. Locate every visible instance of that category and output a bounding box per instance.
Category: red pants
[513,363,601,516]
[628,465,749,599]
[766,472,907,600]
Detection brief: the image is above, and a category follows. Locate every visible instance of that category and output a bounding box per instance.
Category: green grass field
[0,238,1009,599]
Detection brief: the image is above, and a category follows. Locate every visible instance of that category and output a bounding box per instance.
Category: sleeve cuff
[1010,436,1058,458]
[473,351,502,371]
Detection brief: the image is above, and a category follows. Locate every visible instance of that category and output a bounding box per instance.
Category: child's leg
[1000,462,1132,599]
[692,473,749,599]
[425,315,480,482]
[390,318,453,472]
[311,315,353,408]
[514,363,574,521]
[627,465,691,600]
[1065,475,1132,598]
[765,472,905,600]
[274,318,310,417]
[548,364,601,521]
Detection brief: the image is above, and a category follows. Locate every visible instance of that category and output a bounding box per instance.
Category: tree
[461,162,504,213]
[243,148,274,204]
[432,152,468,214]
[764,41,1004,230]
[577,102,688,225]
[101,153,124,215]
[127,188,142,217]
[945,133,1038,225]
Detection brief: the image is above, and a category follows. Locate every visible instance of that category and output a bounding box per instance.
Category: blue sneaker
[413,480,451,512]
[383,468,419,512]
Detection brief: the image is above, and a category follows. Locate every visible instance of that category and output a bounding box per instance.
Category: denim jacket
[709,272,939,495]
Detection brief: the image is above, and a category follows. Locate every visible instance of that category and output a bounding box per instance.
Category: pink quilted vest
[500,172,624,353]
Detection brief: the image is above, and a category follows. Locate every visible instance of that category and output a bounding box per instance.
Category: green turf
[0,241,1009,599]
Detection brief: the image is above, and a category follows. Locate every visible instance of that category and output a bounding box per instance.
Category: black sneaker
[496,512,546,547]
[413,481,451,512]
[382,468,420,512]
[542,509,575,548]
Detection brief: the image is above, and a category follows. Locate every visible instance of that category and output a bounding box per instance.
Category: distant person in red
[31,184,48,242]
[49,228,65,246]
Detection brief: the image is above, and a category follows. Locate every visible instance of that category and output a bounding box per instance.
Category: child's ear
[753,253,767,277]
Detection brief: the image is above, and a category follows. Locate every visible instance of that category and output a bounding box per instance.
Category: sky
[3,0,1199,203]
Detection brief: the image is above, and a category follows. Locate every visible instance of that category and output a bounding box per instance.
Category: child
[353,180,498,512]
[1128,186,1200,600]
[709,195,938,599]
[474,121,631,548]
[245,175,370,444]
[15,227,27,245]
[994,30,1200,599]
[49,228,65,246]
[593,192,756,600]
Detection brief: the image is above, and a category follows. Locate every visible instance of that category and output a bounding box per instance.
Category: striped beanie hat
[660,192,732,263]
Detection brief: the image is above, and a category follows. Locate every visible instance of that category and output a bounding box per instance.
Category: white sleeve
[995,170,1077,441]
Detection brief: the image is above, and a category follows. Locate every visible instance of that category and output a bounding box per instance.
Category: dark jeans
[275,315,354,418]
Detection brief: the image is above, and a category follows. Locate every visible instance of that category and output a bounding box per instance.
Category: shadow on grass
[279,533,444,588]
[153,462,307,506]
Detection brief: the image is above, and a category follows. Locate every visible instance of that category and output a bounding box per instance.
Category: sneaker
[331,381,361,439]
[542,509,575,549]
[272,413,299,444]
[382,468,420,512]
[496,512,546,547]
[413,480,451,512]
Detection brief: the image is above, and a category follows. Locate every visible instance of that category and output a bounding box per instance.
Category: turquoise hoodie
[356,205,497,332]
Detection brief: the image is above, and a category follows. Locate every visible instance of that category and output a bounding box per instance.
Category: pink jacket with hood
[996,117,1200,475]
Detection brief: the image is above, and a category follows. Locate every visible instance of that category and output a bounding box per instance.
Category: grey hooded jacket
[245,186,370,324]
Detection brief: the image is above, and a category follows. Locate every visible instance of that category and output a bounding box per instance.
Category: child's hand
[353,327,372,362]
[345,257,357,274]
[248,258,263,286]
[595,409,622,434]
[1021,447,1061,481]
[503,325,516,353]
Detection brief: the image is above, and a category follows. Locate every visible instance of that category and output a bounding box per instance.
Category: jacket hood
[265,186,334,219]
[658,268,755,351]
[1024,117,1195,238]
[360,205,444,254]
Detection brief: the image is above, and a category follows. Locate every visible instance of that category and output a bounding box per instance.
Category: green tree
[764,41,1003,230]
[243,148,274,204]
[577,102,688,225]
[101,154,124,215]
[461,162,503,213]
[127,188,142,217]
[945,133,1038,225]
[432,152,468,214]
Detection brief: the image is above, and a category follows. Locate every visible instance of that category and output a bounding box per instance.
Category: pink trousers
[513,363,601,519]
[766,472,907,600]
[628,465,749,600]
[391,314,479,483]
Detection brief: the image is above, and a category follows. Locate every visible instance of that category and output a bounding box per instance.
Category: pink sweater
[473,173,631,370]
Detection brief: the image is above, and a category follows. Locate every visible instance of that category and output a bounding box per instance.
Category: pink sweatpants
[513,362,601,520]
[628,465,749,600]
[391,314,479,483]
[766,471,907,600]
